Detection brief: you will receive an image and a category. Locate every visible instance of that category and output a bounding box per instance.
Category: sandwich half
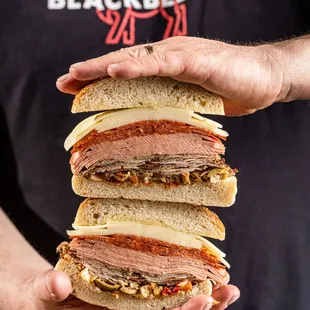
[65,77,238,206]
[56,198,230,310]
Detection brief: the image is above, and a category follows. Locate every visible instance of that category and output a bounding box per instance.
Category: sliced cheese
[64,107,228,151]
[69,221,230,268]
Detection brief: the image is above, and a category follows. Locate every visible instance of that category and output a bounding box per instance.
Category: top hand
[57,36,291,116]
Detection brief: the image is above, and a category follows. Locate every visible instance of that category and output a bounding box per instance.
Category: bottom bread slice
[72,175,237,207]
[55,258,213,310]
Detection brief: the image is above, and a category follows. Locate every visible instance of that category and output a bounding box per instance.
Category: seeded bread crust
[55,258,213,310]
[72,77,224,115]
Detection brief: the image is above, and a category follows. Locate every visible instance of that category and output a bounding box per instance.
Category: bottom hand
[169,285,240,310]
[29,269,239,310]
[28,269,104,309]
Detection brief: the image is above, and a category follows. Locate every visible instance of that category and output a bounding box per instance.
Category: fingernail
[57,73,69,82]
[46,271,57,299]
[71,62,84,69]
[108,63,119,70]
[228,294,240,306]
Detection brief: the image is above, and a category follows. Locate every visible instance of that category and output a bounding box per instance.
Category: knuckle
[87,57,107,74]
[91,56,104,66]
[149,51,167,74]
[119,47,134,57]
[128,48,141,58]
[118,47,127,54]
[90,59,102,71]
[172,51,191,75]
[151,51,167,64]
[131,57,143,67]
[120,46,142,59]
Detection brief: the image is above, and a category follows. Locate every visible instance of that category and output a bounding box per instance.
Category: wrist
[259,42,292,103]
[263,36,310,102]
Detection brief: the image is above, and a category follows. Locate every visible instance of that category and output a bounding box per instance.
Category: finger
[69,43,164,81]
[168,295,214,310]
[212,285,240,310]
[107,50,194,80]
[56,73,92,95]
[222,97,257,116]
[33,269,72,303]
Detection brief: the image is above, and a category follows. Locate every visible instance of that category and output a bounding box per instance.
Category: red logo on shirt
[96,2,187,46]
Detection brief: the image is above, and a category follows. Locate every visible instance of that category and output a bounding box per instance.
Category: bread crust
[74,197,225,240]
[72,77,224,115]
[55,258,213,310]
[72,175,237,207]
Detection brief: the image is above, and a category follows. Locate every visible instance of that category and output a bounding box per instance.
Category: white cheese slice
[69,221,230,268]
[64,107,228,151]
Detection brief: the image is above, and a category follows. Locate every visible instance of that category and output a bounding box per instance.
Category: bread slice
[72,77,224,115]
[74,198,225,240]
[72,175,237,207]
[55,258,213,310]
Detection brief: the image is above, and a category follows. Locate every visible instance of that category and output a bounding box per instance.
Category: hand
[23,269,104,309]
[57,36,288,116]
[169,285,240,310]
[23,268,238,310]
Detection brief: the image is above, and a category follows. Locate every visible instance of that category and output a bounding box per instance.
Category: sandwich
[56,198,230,310]
[64,76,238,206]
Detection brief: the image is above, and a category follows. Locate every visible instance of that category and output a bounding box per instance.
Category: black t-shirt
[1,1,310,309]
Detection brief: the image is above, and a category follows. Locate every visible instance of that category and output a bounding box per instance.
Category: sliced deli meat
[71,133,225,173]
[71,120,226,154]
[68,119,236,185]
[65,237,230,287]
[75,235,225,267]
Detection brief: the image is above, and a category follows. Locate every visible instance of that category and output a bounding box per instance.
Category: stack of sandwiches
[56,76,238,310]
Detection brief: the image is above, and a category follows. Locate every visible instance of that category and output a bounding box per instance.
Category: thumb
[33,269,72,304]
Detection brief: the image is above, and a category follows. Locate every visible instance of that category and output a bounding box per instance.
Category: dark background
[1,1,310,309]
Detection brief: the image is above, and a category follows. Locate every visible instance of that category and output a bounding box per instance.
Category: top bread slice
[72,77,224,115]
[74,198,225,241]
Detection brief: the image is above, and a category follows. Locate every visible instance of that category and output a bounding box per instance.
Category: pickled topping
[94,279,120,291]
[79,265,193,298]
[85,167,236,185]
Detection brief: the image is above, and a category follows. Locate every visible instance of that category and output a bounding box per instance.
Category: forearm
[268,35,310,102]
[0,208,51,308]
